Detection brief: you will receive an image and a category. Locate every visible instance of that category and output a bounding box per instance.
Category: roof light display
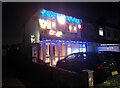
[40,9,82,24]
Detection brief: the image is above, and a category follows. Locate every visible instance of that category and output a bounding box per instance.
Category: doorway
[50,43,60,66]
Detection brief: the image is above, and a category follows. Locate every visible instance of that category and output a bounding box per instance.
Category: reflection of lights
[69,25,72,31]
[78,24,82,29]
[56,31,63,37]
[72,49,79,53]
[49,30,56,35]
[57,15,66,25]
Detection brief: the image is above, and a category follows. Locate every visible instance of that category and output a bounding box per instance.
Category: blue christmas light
[44,39,88,45]
[40,9,82,24]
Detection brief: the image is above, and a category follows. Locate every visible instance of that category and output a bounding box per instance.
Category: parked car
[99,51,120,71]
[56,52,119,84]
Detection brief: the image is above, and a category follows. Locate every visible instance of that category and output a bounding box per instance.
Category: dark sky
[2,2,120,45]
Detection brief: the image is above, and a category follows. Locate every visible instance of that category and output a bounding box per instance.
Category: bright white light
[57,15,66,25]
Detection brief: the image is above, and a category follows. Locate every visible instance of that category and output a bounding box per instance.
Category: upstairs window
[99,27,104,36]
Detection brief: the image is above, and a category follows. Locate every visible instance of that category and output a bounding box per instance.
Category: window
[107,30,110,37]
[99,27,104,36]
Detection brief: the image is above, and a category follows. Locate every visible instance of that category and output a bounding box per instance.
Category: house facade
[25,8,120,66]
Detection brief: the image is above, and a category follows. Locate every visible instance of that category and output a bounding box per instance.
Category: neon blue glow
[40,9,82,24]
[43,39,87,44]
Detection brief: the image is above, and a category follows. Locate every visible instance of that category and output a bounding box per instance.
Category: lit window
[69,25,72,31]
[74,26,77,31]
[99,27,104,36]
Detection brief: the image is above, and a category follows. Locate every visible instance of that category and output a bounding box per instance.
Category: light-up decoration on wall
[40,9,83,33]
[49,30,56,35]
[49,30,63,37]
[39,19,47,29]
[40,9,82,24]
[56,31,63,37]
[57,15,66,25]
[47,20,51,29]
[39,18,56,30]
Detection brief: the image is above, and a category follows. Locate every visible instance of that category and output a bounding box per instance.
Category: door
[50,43,60,66]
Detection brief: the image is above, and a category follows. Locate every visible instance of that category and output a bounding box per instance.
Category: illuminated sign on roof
[40,9,82,24]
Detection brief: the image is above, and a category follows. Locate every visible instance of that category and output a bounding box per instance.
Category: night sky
[2,2,120,45]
